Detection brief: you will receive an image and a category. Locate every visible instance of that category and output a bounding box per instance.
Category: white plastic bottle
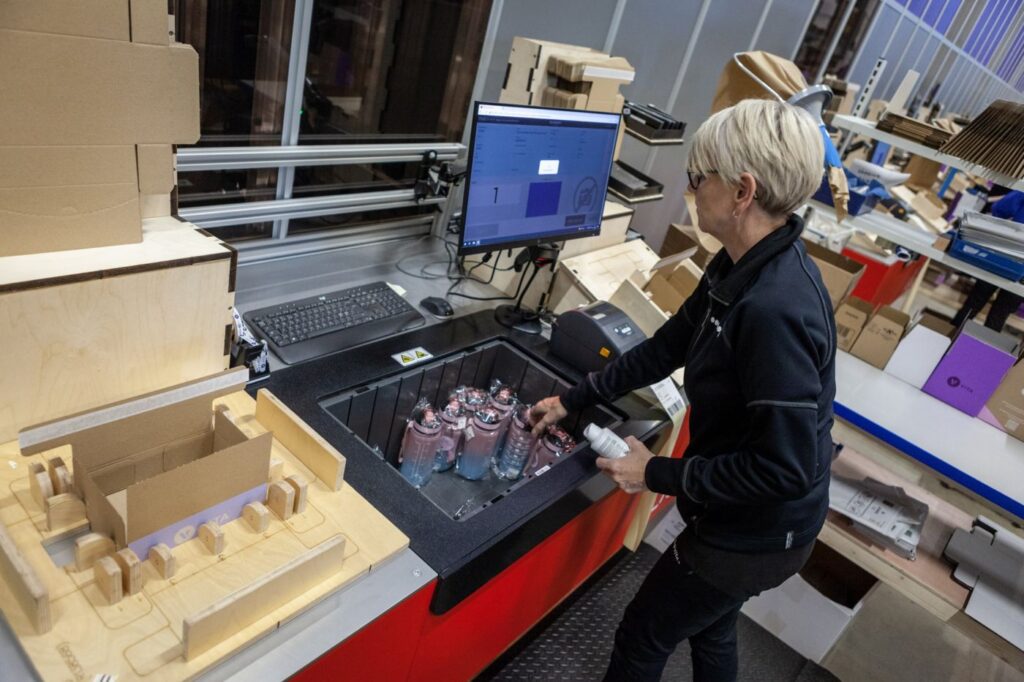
[584,423,629,459]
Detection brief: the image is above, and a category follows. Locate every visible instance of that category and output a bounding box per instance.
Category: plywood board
[255,390,346,491]
[183,536,346,659]
[0,391,408,680]
[559,239,661,303]
[0,255,233,442]
[0,521,49,633]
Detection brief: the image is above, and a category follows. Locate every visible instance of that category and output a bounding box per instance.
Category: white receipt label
[650,378,686,418]
[538,159,560,175]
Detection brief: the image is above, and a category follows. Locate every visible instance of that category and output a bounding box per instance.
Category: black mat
[477,544,839,681]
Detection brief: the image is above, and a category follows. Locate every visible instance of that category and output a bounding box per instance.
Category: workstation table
[822,350,1024,669]
[220,235,669,680]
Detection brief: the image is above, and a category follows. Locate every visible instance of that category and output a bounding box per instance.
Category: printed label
[650,378,686,418]
[392,346,434,367]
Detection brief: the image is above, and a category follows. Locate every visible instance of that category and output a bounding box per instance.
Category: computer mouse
[420,296,454,319]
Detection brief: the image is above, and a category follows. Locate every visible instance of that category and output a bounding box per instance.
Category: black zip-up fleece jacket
[562,215,836,553]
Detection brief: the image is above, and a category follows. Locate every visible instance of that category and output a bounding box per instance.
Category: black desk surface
[252,310,667,611]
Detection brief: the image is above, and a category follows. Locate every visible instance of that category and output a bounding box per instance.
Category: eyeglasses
[687,170,716,191]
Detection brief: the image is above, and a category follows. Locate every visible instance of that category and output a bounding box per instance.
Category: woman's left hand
[595,436,653,494]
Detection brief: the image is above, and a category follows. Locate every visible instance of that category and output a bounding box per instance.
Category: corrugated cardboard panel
[0,146,137,188]
[126,431,271,541]
[0,30,199,145]
[140,193,172,218]
[136,144,174,194]
[0,0,130,40]
[129,0,169,45]
[0,184,140,257]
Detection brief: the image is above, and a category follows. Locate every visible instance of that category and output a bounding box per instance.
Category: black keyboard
[243,281,425,365]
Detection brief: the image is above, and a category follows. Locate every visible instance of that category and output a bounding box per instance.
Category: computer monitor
[458,102,621,255]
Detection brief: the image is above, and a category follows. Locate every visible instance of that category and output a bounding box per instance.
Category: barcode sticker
[464,425,476,440]
[535,464,552,476]
[457,417,467,429]
[650,378,686,419]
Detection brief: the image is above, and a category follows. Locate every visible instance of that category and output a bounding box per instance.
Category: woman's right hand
[530,396,568,436]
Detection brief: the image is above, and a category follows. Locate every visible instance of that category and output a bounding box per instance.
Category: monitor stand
[494,244,558,336]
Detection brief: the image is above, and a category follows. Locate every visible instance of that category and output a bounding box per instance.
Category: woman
[531,99,835,682]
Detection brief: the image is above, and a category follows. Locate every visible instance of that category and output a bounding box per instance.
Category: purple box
[923,320,1019,416]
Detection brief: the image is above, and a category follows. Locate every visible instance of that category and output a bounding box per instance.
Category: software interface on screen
[461,103,620,252]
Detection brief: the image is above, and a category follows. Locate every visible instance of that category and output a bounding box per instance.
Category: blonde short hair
[688,99,824,215]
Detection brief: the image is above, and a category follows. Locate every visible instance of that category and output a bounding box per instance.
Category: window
[794,0,881,81]
[173,0,492,244]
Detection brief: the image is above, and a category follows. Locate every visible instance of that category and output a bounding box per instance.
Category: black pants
[604,544,745,682]
[952,279,1023,332]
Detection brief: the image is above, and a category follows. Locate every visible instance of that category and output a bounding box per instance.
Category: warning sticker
[392,346,434,367]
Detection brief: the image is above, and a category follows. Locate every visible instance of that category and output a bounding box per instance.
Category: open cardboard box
[850,305,910,369]
[884,311,955,388]
[835,297,875,351]
[18,369,271,559]
[802,238,865,310]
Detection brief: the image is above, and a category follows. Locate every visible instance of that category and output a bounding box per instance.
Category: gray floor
[477,545,838,681]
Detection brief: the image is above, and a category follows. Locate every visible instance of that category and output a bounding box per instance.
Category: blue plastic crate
[947,232,1024,283]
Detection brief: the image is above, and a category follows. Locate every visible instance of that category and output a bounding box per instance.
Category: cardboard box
[979,359,1024,440]
[835,297,874,351]
[130,0,170,45]
[498,88,535,106]
[923,320,1019,416]
[660,224,717,269]
[0,30,199,145]
[502,63,537,93]
[884,312,955,388]
[802,239,866,310]
[136,144,175,195]
[0,145,142,256]
[507,37,604,95]
[0,0,130,40]
[643,257,703,314]
[905,155,942,192]
[741,545,876,664]
[850,306,910,369]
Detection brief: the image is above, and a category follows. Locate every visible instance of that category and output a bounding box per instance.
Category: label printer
[550,301,647,374]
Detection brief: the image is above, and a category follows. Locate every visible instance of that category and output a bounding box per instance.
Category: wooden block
[94,556,123,604]
[46,456,73,495]
[148,543,176,579]
[284,474,308,514]
[0,521,51,633]
[44,492,86,531]
[113,548,142,595]
[256,390,347,491]
[242,502,270,533]
[268,456,284,482]
[183,535,347,660]
[73,532,114,572]
[266,481,294,521]
[198,520,224,555]
[28,463,53,508]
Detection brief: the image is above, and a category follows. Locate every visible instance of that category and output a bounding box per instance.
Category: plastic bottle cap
[584,424,601,441]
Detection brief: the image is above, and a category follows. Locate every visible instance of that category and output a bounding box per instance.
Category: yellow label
[599,347,611,358]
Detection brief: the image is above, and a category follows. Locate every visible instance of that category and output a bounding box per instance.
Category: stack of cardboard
[0,0,199,257]
[940,100,1024,178]
[499,37,604,107]
[540,54,633,114]
[876,112,952,149]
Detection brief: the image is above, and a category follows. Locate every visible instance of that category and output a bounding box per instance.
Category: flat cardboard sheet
[0,0,130,40]
[979,358,1024,440]
[923,320,1018,416]
[0,30,199,145]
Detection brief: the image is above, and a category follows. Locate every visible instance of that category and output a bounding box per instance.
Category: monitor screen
[458,102,620,255]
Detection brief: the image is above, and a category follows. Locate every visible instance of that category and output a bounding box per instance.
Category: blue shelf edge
[834,401,1024,521]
